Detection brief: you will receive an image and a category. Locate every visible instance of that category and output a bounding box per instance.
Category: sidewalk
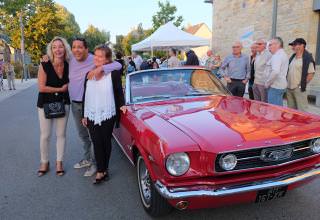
[0,79,37,103]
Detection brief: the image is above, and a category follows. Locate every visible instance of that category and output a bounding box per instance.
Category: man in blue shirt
[220,41,251,97]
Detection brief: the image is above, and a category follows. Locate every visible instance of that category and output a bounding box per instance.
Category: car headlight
[219,154,237,171]
[166,152,190,176]
[311,139,320,153]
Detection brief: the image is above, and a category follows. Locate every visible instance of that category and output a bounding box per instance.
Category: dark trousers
[227,80,246,97]
[248,82,254,100]
[87,117,115,173]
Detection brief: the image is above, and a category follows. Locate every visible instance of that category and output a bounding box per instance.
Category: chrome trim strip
[216,137,318,155]
[293,146,311,152]
[236,156,261,161]
[154,166,320,199]
[112,133,135,166]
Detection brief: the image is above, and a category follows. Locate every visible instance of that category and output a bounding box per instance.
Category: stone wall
[212,0,319,59]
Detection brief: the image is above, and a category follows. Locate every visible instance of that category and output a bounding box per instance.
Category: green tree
[121,23,152,55]
[114,35,125,55]
[83,25,110,52]
[1,0,81,62]
[24,0,65,62]
[152,0,183,31]
[55,4,81,42]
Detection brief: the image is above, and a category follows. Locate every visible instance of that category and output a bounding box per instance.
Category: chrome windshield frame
[125,67,228,105]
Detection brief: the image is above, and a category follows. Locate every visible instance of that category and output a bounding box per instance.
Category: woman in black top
[37,36,71,177]
[185,49,200,66]
[82,45,126,184]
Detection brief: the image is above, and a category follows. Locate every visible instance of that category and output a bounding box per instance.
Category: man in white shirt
[287,38,315,111]
[168,48,181,68]
[132,52,143,70]
[265,37,289,106]
[253,39,272,102]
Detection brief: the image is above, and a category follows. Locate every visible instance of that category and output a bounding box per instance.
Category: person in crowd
[152,57,159,69]
[0,58,4,91]
[168,48,181,68]
[185,49,199,66]
[248,44,257,100]
[132,52,143,70]
[213,54,222,78]
[127,57,136,73]
[140,59,152,70]
[287,38,315,111]
[82,45,126,184]
[4,61,16,90]
[115,52,125,76]
[253,39,272,102]
[37,37,71,177]
[205,49,222,78]
[265,37,289,106]
[43,38,121,177]
[220,41,250,97]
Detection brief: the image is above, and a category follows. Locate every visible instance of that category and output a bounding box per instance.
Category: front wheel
[137,155,172,217]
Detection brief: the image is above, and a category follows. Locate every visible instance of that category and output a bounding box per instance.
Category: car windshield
[129,69,229,103]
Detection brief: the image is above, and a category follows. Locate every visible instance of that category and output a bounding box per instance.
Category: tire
[137,155,172,217]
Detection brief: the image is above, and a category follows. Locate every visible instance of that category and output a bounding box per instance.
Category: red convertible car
[112,67,320,216]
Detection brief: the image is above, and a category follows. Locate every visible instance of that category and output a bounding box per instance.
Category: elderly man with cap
[287,38,315,112]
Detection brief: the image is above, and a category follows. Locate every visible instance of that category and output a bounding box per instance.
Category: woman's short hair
[170,48,177,55]
[47,36,71,62]
[94,44,112,60]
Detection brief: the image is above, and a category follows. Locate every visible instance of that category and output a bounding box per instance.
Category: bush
[28,64,39,78]
[10,63,38,79]
[13,62,23,79]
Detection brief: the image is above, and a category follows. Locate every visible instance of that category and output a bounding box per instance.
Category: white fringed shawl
[84,74,116,125]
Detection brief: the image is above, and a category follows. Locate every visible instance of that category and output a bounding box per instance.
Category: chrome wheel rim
[138,157,151,207]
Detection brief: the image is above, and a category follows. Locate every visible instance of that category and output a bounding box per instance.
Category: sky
[54,0,212,42]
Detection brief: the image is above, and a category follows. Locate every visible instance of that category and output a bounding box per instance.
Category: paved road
[0,85,319,220]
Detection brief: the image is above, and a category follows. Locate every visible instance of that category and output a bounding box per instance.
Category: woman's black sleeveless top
[37,61,70,108]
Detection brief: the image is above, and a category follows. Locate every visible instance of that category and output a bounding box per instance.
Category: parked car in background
[113,68,320,217]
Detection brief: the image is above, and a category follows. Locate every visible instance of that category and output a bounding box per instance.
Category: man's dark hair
[170,48,177,56]
[72,37,88,49]
[94,44,112,59]
[274,36,284,48]
[115,52,122,59]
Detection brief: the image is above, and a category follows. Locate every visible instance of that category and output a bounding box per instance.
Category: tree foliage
[55,4,81,42]
[0,0,81,62]
[121,23,152,55]
[114,35,125,55]
[83,25,110,52]
[152,0,183,31]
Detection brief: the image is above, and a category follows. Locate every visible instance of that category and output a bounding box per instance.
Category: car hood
[144,96,320,154]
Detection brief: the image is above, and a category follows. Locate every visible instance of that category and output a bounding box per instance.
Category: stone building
[211,0,320,66]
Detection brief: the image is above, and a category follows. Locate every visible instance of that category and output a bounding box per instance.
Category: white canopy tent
[131,22,210,54]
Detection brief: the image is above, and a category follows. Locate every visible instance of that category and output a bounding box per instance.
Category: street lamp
[204,0,214,50]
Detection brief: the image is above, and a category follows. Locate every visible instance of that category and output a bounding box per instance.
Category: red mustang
[113,68,320,217]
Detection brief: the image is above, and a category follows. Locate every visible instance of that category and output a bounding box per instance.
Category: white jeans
[38,105,70,163]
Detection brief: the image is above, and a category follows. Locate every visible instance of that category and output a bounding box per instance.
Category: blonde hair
[46,36,71,62]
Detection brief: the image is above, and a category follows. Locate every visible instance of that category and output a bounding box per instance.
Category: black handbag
[43,101,65,119]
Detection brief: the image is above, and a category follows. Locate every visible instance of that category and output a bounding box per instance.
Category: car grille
[215,138,318,172]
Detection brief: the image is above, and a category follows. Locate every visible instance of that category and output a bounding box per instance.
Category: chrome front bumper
[155,166,320,199]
